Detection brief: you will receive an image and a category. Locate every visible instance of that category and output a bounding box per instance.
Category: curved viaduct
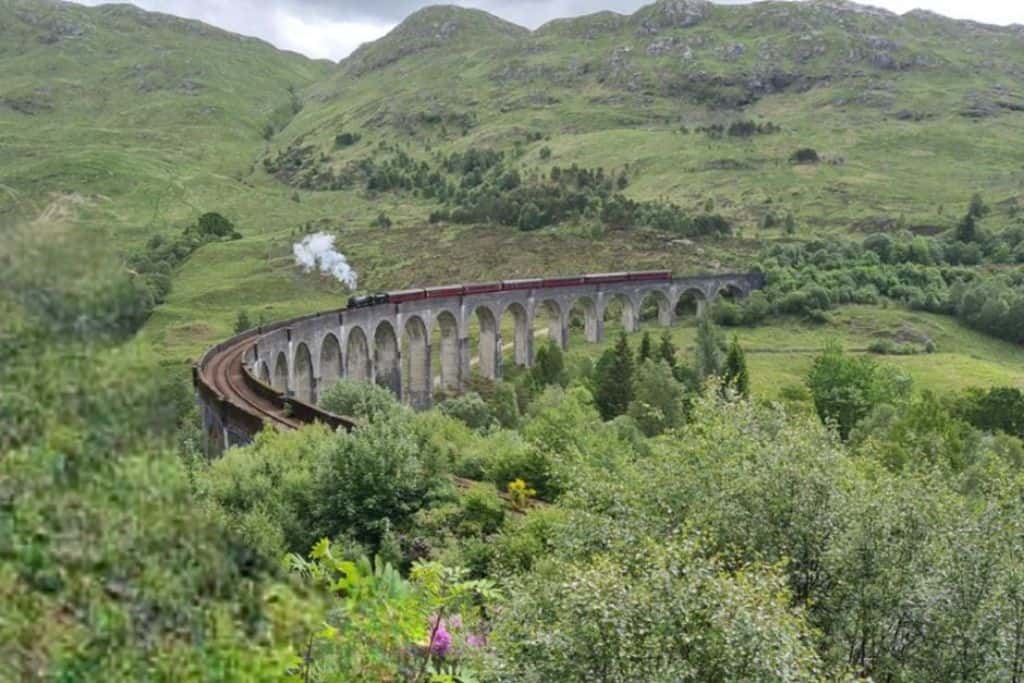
[194,271,763,454]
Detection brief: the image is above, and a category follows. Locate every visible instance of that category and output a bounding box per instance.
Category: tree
[723,335,750,398]
[956,212,977,243]
[694,315,724,383]
[438,392,497,432]
[320,378,403,422]
[806,341,910,440]
[658,330,678,369]
[233,309,252,334]
[954,387,1024,438]
[628,360,686,436]
[594,333,634,420]
[967,192,989,219]
[790,148,820,164]
[518,202,543,231]
[531,339,567,388]
[638,331,653,363]
[196,211,235,237]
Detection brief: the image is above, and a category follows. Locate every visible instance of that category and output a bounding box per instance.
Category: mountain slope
[274,0,1024,233]
[0,0,329,243]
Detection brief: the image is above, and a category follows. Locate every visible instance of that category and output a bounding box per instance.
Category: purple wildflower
[429,618,452,658]
[466,633,487,648]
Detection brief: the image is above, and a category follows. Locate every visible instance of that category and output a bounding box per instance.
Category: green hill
[2,0,1023,375]
[0,0,329,243]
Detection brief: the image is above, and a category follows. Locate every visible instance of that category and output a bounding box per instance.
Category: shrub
[194,212,236,238]
[319,379,403,422]
[314,415,451,549]
[233,309,252,334]
[531,339,567,388]
[458,483,506,535]
[482,430,559,500]
[790,148,820,164]
[712,300,744,326]
[334,131,361,148]
[806,341,911,439]
[438,392,497,432]
[489,538,823,682]
[491,381,520,430]
[627,360,686,436]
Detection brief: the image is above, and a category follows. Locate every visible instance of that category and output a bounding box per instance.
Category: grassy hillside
[280,0,1024,232]
[2,0,1023,387]
[0,0,329,247]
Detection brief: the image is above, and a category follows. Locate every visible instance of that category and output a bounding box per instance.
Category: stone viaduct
[195,271,763,452]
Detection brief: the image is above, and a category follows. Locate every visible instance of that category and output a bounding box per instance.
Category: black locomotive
[347,292,390,309]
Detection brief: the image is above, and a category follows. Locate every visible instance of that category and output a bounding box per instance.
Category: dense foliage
[712,199,1024,345]
[268,141,732,236]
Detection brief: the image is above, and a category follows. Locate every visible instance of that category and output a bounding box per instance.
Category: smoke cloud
[293,233,359,290]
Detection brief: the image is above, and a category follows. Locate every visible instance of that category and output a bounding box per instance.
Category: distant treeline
[265,142,732,237]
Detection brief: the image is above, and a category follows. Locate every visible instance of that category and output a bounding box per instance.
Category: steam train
[346,271,671,310]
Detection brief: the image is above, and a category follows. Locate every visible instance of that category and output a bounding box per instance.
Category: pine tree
[595,332,635,419]
[956,213,977,243]
[658,330,678,369]
[531,339,566,388]
[694,315,724,383]
[638,331,653,363]
[723,335,750,398]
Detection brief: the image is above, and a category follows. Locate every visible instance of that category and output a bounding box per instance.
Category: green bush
[627,360,686,436]
[807,341,911,439]
[489,537,822,682]
[482,430,560,501]
[319,378,403,422]
[458,483,506,536]
[438,392,497,432]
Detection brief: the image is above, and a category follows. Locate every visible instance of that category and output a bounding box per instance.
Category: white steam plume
[293,233,358,290]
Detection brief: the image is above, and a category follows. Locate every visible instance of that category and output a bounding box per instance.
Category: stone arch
[272,351,289,393]
[639,289,673,326]
[293,342,315,403]
[570,296,600,343]
[602,292,637,333]
[717,283,745,301]
[374,321,401,396]
[535,298,567,351]
[346,326,371,383]
[403,316,431,408]
[501,302,532,367]
[434,310,461,392]
[257,361,271,385]
[675,288,706,320]
[472,305,500,380]
[319,333,343,397]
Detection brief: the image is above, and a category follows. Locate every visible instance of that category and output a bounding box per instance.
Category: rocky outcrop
[343,6,528,77]
[632,0,712,34]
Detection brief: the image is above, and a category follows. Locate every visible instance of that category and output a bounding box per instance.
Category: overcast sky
[74,0,1024,61]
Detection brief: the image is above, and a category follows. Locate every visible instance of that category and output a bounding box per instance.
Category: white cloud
[269,10,391,60]
[75,0,393,60]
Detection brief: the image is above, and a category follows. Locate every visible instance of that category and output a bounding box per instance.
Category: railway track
[201,336,304,432]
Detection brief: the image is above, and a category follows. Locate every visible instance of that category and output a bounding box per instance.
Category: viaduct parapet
[194,270,763,454]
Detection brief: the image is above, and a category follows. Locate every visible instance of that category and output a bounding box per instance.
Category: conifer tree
[658,330,678,369]
[723,335,750,398]
[694,315,724,383]
[638,331,653,363]
[531,339,566,388]
[595,333,635,419]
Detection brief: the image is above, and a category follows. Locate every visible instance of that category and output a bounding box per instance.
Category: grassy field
[550,305,1024,397]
